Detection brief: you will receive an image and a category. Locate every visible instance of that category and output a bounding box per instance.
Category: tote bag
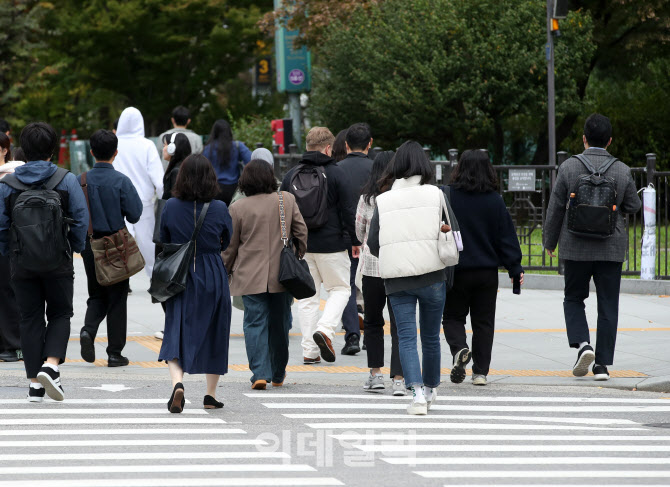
[438,190,459,267]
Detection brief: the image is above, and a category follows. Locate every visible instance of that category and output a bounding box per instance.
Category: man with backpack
[0,122,88,402]
[281,127,360,364]
[544,113,640,381]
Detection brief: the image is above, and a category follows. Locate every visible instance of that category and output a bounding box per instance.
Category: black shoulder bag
[149,201,210,302]
[277,191,316,299]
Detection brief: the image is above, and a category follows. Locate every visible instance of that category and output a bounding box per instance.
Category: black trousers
[564,260,622,366]
[341,248,361,341]
[442,268,498,376]
[0,255,21,352]
[81,241,129,356]
[362,275,402,377]
[12,273,73,379]
[216,183,238,207]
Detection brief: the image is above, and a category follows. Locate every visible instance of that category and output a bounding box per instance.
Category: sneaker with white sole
[572,344,595,377]
[450,348,471,384]
[392,379,406,396]
[36,366,64,401]
[363,373,385,391]
[27,386,45,403]
[425,387,438,410]
[407,398,428,415]
[154,330,164,340]
[472,374,487,386]
[592,364,610,381]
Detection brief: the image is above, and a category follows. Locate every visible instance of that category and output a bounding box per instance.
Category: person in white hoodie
[113,107,164,275]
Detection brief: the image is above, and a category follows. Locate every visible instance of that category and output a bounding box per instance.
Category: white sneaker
[154,330,164,340]
[407,398,428,415]
[392,379,406,396]
[472,374,487,386]
[425,387,438,410]
[363,373,385,391]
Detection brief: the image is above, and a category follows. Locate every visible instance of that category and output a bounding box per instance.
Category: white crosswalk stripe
[0,397,343,486]
[246,392,670,485]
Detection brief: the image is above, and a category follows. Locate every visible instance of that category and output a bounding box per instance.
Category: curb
[499,273,670,295]
[634,376,670,393]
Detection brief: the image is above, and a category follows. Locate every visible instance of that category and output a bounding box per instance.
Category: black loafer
[0,350,19,362]
[80,330,96,363]
[204,395,223,409]
[168,383,185,413]
[107,354,129,367]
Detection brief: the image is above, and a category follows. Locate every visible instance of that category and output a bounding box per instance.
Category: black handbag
[153,198,167,244]
[277,191,316,299]
[148,201,210,302]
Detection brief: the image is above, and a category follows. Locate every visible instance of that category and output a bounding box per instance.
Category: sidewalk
[1,258,669,393]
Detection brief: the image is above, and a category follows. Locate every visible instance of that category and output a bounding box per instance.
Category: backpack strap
[45,167,69,190]
[0,174,31,191]
[596,156,618,176]
[80,172,93,237]
[574,154,597,175]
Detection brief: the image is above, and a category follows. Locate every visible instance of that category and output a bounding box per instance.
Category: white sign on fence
[641,185,656,280]
[508,169,536,192]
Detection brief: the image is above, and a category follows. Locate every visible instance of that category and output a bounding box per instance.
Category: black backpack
[566,154,618,239]
[287,163,328,229]
[1,168,72,272]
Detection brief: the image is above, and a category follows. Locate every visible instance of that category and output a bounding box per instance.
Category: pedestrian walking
[223,160,308,390]
[442,150,524,387]
[113,107,164,276]
[0,122,89,402]
[229,148,277,205]
[355,150,405,394]
[280,127,359,364]
[77,130,143,367]
[367,141,451,415]
[158,154,233,413]
[202,119,252,206]
[544,113,641,381]
[338,123,374,356]
[0,133,23,363]
[157,106,203,167]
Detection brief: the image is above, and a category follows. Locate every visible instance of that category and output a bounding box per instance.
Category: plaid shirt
[355,195,381,277]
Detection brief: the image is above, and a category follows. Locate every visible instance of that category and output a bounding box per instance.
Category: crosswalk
[0,397,343,487]
[245,391,670,486]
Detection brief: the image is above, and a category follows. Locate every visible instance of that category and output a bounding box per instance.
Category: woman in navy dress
[158,154,233,413]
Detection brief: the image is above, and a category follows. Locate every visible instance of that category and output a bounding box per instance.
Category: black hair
[584,113,612,148]
[0,133,11,162]
[163,132,192,184]
[331,129,348,162]
[361,150,394,205]
[450,149,498,193]
[12,147,26,162]
[89,129,118,161]
[113,118,119,130]
[238,159,279,196]
[172,106,190,126]
[345,123,372,152]
[378,141,433,191]
[19,122,58,162]
[0,119,9,134]
[173,154,220,202]
[205,119,233,169]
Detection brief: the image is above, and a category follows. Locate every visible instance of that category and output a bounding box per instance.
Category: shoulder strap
[80,172,93,237]
[0,174,31,191]
[190,202,210,242]
[596,156,618,175]
[278,191,288,245]
[574,154,597,175]
[45,167,69,190]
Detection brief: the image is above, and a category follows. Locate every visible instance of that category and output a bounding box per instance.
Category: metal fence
[271,145,668,280]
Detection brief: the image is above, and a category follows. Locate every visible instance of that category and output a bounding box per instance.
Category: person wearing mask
[157,106,203,168]
[223,160,308,389]
[202,119,252,206]
[229,148,276,205]
[331,130,348,163]
[442,150,524,387]
[356,150,405,394]
[0,133,23,363]
[158,154,233,413]
[338,123,374,356]
[0,122,88,402]
[78,130,143,367]
[281,127,360,364]
[367,141,450,415]
[113,107,164,276]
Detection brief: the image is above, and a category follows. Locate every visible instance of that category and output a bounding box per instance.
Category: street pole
[288,92,302,152]
[546,0,556,168]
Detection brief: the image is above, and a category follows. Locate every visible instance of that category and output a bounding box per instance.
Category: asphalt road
[0,378,669,486]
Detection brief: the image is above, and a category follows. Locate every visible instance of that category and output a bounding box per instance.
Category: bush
[228,111,275,151]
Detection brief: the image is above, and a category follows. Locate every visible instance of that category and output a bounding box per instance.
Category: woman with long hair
[367,141,451,415]
[202,119,252,206]
[331,129,348,162]
[158,154,233,412]
[161,132,192,199]
[442,150,523,386]
[355,151,405,394]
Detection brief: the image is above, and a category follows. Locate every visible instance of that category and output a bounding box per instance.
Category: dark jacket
[162,163,181,200]
[447,186,523,278]
[280,151,360,253]
[78,163,143,236]
[338,152,373,246]
[543,147,641,262]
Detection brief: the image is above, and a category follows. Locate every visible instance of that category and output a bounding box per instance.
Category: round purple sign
[288,69,305,85]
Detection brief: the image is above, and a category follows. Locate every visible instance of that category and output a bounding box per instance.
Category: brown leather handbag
[81,172,145,286]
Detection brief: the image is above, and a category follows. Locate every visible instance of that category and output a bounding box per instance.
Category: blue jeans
[389,281,446,389]
[242,292,293,384]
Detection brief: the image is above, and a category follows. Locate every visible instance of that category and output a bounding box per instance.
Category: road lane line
[0,428,246,436]
[0,464,316,474]
[0,479,344,487]
[262,403,670,413]
[417,471,670,479]
[332,434,670,441]
[355,444,670,452]
[0,452,290,461]
[0,439,266,447]
[0,418,225,425]
[305,422,644,431]
[0,399,191,404]
[382,457,670,465]
[0,409,208,415]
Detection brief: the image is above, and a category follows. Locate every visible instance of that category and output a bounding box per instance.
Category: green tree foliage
[310,0,594,161]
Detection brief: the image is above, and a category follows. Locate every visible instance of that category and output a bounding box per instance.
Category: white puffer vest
[376,176,445,279]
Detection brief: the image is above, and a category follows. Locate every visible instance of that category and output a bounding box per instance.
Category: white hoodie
[114,107,164,206]
[0,161,25,179]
